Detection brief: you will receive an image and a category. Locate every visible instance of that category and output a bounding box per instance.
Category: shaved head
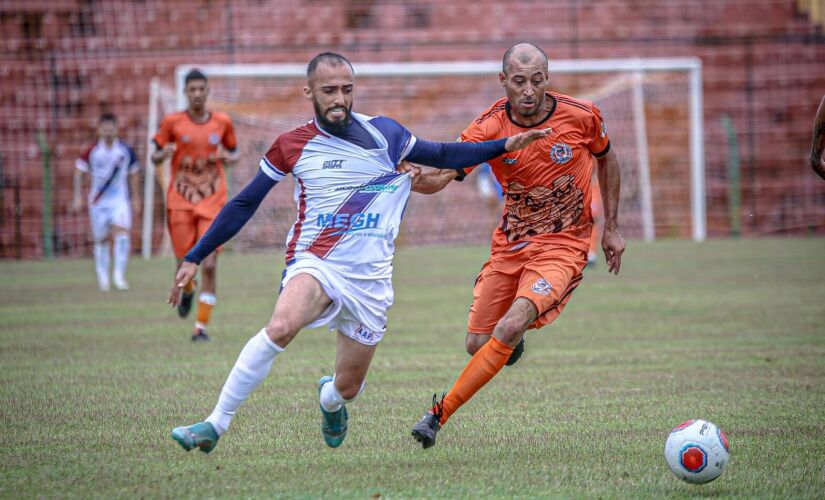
[307,52,354,85]
[502,43,548,74]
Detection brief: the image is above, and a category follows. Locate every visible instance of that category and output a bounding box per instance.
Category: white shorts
[281,256,393,346]
[89,201,131,241]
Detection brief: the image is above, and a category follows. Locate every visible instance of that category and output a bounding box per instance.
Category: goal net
[142,59,704,258]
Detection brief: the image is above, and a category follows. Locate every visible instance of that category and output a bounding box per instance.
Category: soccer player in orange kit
[152,69,239,341]
[406,43,626,448]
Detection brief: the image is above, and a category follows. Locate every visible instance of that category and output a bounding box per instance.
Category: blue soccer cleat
[318,376,348,448]
[171,421,219,454]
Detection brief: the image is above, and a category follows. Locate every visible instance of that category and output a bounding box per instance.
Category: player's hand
[504,127,552,152]
[161,143,176,160]
[168,261,198,307]
[70,197,83,213]
[601,225,626,275]
[396,160,421,179]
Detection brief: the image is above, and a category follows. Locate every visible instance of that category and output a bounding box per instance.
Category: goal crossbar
[141,58,705,258]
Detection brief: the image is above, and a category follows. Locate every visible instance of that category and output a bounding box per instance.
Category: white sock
[205,328,284,435]
[319,374,366,412]
[93,241,110,290]
[113,233,130,282]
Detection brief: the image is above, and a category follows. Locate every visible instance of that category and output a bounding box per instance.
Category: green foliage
[1,239,824,498]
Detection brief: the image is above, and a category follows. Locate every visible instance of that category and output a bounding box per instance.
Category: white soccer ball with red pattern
[664,419,730,484]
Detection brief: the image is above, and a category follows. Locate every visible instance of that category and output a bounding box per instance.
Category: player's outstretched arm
[399,162,461,195]
[168,168,278,306]
[810,95,825,180]
[597,148,625,275]
[406,128,551,170]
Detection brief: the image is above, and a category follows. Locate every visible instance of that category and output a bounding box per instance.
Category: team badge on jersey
[502,157,518,165]
[550,143,573,164]
[209,133,220,145]
[531,278,552,296]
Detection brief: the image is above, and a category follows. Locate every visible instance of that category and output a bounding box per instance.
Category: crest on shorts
[354,324,375,342]
[550,143,573,164]
[531,278,552,296]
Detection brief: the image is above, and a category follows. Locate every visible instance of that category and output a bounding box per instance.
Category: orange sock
[183,279,196,294]
[439,336,514,425]
[195,292,216,330]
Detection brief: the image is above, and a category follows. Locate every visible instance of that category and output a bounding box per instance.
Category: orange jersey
[154,111,238,217]
[460,92,610,254]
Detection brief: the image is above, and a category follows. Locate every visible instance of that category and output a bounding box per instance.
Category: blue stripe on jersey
[366,116,414,165]
[260,156,287,181]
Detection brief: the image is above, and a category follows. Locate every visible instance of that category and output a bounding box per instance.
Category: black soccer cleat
[412,393,444,449]
[191,327,210,342]
[178,291,194,318]
[505,337,525,366]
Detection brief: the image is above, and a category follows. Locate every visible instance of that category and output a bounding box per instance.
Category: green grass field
[1,239,824,498]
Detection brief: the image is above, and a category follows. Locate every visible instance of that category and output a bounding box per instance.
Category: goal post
[142,57,704,258]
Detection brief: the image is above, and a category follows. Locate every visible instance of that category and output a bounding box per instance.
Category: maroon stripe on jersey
[554,95,591,113]
[82,143,95,162]
[284,177,307,264]
[265,121,323,175]
[307,172,400,260]
[474,102,507,125]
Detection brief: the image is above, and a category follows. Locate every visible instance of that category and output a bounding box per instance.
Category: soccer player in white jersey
[168,53,550,453]
[72,113,140,291]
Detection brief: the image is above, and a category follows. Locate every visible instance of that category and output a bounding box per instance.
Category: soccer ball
[664,419,729,484]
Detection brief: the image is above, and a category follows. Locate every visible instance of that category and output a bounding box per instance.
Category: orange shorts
[167,209,218,259]
[467,242,587,334]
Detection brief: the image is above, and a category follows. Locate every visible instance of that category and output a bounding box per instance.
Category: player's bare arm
[71,168,85,212]
[129,169,141,213]
[410,166,459,194]
[597,148,625,275]
[213,146,240,168]
[151,143,175,165]
[810,95,825,180]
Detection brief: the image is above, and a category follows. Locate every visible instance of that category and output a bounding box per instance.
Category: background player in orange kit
[152,69,239,341]
[406,43,626,448]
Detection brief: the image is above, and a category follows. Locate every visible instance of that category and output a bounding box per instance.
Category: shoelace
[430,392,445,425]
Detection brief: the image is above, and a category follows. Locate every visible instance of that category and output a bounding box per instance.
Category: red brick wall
[1,0,823,258]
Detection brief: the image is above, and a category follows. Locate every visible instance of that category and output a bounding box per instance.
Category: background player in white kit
[167,53,550,452]
[72,113,140,291]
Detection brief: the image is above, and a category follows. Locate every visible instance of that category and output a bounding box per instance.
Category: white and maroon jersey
[75,139,139,206]
[259,113,417,280]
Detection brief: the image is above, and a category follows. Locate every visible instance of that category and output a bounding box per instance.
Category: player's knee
[493,315,528,345]
[264,318,298,347]
[334,374,365,401]
[465,333,490,355]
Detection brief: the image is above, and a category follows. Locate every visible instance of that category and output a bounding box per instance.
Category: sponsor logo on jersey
[334,183,398,193]
[323,159,345,169]
[317,212,381,235]
[502,157,518,165]
[531,278,552,296]
[550,143,573,164]
[208,133,220,145]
